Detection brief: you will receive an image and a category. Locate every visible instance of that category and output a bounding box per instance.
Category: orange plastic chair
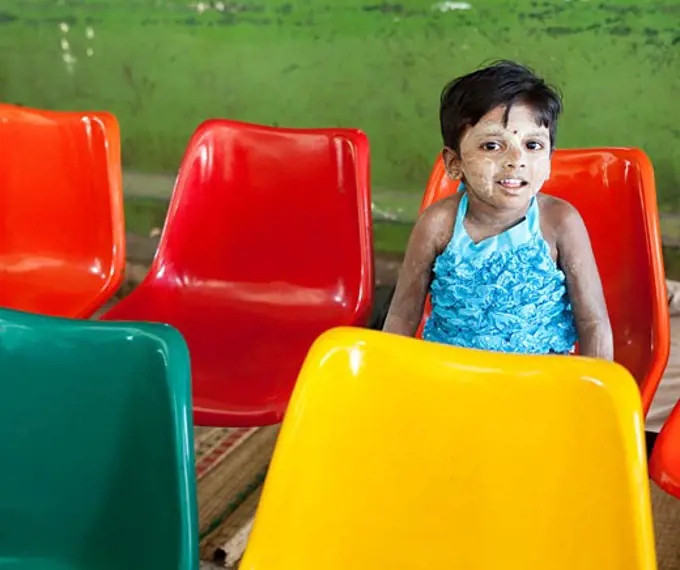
[241,327,657,570]
[0,104,125,318]
[102,119,373,427]
[649,399,680,499]
[417,149,669,416]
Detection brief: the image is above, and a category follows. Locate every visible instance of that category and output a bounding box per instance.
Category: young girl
[383,61,613,359]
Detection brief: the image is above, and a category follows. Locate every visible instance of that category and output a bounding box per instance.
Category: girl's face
[443,103,552,210]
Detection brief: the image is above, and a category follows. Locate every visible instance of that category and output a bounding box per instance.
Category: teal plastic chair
[0,308,198,570]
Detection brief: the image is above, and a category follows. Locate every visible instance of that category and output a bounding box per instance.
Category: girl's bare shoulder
[537,193,583,237]
[417,194,461,252]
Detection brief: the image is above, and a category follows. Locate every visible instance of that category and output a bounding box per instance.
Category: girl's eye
[526,141,544,151]
[482,142,501,151]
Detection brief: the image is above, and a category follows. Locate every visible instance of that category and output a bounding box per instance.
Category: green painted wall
[1,0,679,211]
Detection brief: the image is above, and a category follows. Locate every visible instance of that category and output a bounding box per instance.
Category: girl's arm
[383,202,454,337]
[555,202,614,360]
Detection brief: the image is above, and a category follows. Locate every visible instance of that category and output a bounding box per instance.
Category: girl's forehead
[473,103,549,133]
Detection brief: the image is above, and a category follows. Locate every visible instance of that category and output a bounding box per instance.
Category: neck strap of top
[455,189,541,238]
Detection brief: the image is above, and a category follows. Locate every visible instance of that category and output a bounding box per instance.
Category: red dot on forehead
[513,130,518,134]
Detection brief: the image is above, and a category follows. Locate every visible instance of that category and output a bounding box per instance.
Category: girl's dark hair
[440,60,563,153]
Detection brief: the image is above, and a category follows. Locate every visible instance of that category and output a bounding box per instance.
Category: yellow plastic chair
[240,328,656,570]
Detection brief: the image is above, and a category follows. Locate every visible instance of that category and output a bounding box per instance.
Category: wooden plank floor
[195,426,279,567]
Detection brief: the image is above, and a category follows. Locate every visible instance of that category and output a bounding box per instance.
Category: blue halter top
[422,189,578,354]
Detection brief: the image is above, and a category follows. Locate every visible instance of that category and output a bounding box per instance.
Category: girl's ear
[442,147,462,180]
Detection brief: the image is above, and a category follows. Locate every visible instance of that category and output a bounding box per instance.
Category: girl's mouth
[497,178,528,189]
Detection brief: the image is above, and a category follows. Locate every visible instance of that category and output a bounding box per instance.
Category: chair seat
[0,255,109,318]
[191,321,336,425]
[100,120,373,427]
[241,328,657,570]
[103,282,354,426]
[0,104,125,318]
[0,307,197,570]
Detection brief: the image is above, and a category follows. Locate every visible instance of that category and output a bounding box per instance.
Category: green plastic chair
[0,308,198,570]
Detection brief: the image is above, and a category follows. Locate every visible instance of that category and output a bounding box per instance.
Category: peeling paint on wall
[432,2,472,12]
[59,23,76,74]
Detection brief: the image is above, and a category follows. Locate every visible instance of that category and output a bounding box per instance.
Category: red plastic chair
[650,400,680,498]
[102,119,373,427]
[417,149,669,415]
[0,104,125,318]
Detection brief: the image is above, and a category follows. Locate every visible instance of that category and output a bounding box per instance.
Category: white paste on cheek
[530,161,551,195]
[461,156,498,199]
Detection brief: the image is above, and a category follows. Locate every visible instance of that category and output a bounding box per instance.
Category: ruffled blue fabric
[423,192,577,354]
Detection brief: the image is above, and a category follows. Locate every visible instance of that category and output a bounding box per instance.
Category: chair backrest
[649,399,680,499]
[0,104,125,317]
[147,119,373,321]
[417,148,669,414]
[0,308,197,569]
[240,327,656,570]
